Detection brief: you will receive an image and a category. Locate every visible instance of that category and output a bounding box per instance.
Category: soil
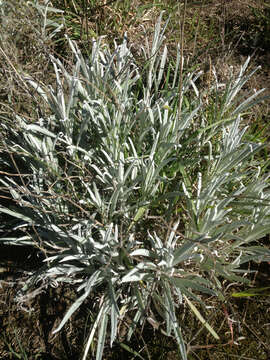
[0,246,270,359]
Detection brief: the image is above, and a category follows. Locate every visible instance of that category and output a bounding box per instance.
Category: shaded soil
[0,251,270,359]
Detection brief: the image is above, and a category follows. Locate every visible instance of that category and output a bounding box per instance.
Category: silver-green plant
[1,12,270,360]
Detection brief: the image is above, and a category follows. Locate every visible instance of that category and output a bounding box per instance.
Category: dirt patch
[1,259,270,359]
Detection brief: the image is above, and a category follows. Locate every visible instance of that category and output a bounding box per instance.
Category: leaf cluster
[1,13,270,360]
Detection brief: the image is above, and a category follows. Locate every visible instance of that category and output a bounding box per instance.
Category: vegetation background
[0,0,270,359]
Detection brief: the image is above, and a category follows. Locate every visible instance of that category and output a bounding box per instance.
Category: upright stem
[178,0,187,122]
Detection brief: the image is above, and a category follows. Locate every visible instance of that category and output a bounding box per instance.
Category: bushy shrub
[1,13,270,360]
